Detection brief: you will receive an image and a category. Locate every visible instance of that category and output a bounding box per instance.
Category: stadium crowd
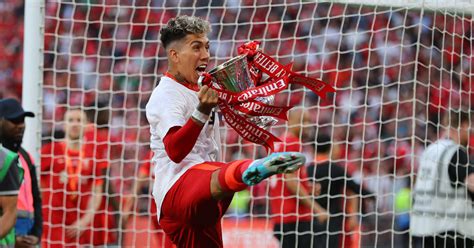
[1,0,473,247]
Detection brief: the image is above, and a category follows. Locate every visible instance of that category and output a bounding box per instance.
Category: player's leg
[210,152,306,199]
[159,152,306,246]
[159,165,232,247]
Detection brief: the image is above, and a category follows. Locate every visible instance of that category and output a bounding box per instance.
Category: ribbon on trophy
[199,41,335,151]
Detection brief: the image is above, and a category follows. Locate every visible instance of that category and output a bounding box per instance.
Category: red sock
[217,160,253,192]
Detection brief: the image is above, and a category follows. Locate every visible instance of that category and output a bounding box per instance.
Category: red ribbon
[249,50,336,98]
[204,41,335,151]
[219,102,281,152]
[234,101,291,121]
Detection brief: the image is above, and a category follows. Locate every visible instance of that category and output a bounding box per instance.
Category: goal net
[34,0,473,247]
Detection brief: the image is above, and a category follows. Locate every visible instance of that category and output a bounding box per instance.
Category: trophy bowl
[208,54,254,93]
[208,54,277,128]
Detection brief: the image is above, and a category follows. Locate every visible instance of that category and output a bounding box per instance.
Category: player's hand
[313,204,329,223]
[197,85,219,115]
[15,236,32,248]
[66,220,86,238]
[346,215,359,231]
[316,210,329,223]
[16,235,39,247]
[313,182,322,196]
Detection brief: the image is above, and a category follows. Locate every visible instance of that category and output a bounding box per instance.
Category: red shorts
[159,162,233,248]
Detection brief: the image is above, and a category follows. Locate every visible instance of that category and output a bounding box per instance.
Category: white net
[19,0,472,247]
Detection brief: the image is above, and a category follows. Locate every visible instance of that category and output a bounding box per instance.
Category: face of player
[64,110,86,141]
[0,116,25,145]
[172,33,210,85]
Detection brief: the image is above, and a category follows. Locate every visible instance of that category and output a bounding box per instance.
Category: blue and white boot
[242,152,306,186]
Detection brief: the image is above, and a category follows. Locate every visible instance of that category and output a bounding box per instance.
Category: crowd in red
[1,0,473,247]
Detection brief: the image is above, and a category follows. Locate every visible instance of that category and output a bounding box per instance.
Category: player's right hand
[197,85,219,115]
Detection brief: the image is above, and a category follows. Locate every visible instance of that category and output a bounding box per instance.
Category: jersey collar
[164,72,200,92]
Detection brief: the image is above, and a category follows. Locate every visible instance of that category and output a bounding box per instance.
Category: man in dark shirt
[0,117,22,243]
[307,134,373,248]
[0,98,42,247]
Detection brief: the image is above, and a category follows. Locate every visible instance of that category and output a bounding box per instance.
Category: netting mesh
[19,0,472,247]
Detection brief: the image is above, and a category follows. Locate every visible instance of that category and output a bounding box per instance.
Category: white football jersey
[146,76,221,221]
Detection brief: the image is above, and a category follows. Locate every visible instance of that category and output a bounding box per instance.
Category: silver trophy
[208,54,277,128]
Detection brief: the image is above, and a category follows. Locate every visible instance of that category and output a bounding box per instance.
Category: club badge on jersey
[198,41,336,151]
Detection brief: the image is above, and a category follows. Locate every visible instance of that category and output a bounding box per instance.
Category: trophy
[199,41,335,151]
[208,54,277,128]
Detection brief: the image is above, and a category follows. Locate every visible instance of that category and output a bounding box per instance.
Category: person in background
[84,102,118,246]
[123,150,171,246]
[0,98,42,248]
[0,101,23,246]
[146,15,306,247]
[270,109,328,248]
[411,110,474,248]
[307,133,373,248]
[40,109,104,248]
[0,143,21,244]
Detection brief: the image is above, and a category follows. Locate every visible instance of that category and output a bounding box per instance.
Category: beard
[1,138,21,152]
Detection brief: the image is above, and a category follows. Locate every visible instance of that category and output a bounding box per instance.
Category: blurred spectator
[307,133,373,248]
[84,102,119,246]
[0,108,22,245]
[270,109,327,248]
[411,110,474,248]
[40,109,105,247]
[0,98,43,247]
[123,150,169,246]
[2,1,474,246]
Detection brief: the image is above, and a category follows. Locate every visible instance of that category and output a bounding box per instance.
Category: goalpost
[24,0,474,247]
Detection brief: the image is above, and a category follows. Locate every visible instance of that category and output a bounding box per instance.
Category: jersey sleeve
[163,120,204,163]
[146,87,188,138]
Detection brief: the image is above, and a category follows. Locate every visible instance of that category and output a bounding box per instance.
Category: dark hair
[315,133,332,154]
[160,15,211,49]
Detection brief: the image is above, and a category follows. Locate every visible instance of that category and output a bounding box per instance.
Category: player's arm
[345,189,360,231]
[283,172,328,222]
[123,167,149,224]
[66,183,103,238]
[0,195,18,239]
[163,86,218,163]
